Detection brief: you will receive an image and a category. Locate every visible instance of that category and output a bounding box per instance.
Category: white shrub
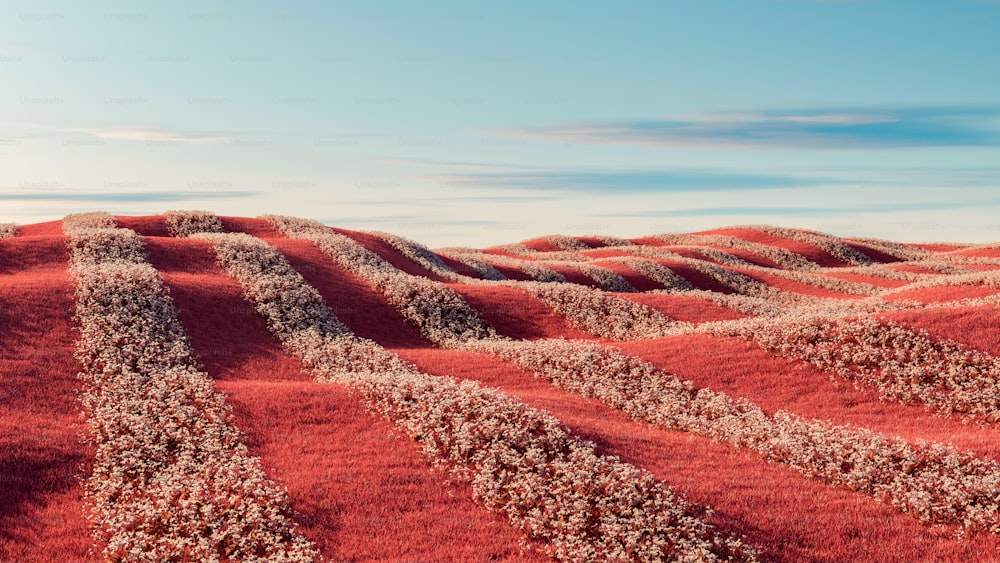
[64,218,319,562]
[201,228,756,562]
[164,209,225,237]
[470,337,1000,533]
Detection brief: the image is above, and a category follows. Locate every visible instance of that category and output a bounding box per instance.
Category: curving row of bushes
[63,212,319,562]
[715,313,1000,424]
[197,230,757,562]
[470,337,1000,533]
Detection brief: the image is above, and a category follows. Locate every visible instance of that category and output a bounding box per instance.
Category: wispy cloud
[505,106,1000,149]
[605,200,999,217]
[79,127,231,144]
[432,167,831,193]
[0,190,255,202]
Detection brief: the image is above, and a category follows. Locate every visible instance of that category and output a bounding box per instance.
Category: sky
[2,0,1000,247]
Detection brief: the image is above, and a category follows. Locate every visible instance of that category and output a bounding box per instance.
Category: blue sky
[2,1,1000,246]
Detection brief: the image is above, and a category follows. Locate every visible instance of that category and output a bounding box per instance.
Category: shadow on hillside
[0,445,84,544]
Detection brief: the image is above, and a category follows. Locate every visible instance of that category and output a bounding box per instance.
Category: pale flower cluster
[0,223,15,238]
[733,225,875,266]
[560,262,637,292]
[462,250,568,282]
[879,268,1000,298]
[63,211,117,231]
[615,246,782,298]
[367,230,464,281]
[623,245,879,297]
[844,237,934,262]
[515,281,688,340]
[610,258,695,292]
[200,229,756,562]
[590,235,636,247]
[265,215,499,346]
[469,338,1000,533]
[652,233,822,271]
[541,234,592,251]
[716,314,1000,423]
[435,247,508,281]
[63,215,319,562]
[164,209,225,237]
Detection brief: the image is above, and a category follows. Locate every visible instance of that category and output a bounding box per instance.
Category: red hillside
[2,212,999,562]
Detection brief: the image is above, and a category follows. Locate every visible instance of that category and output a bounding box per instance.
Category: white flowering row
[559,262,638,292]
[652,233,822,271]
[713,313,1000,423]
[879,268,1000,298]
[0,223,15,238]
[468,337,1000,533]
[266,215,500,346]
[513,281,690,340]
[365,230,465,280]
[62,213,319,562]
[590,234,636,247]
[164,209,225,237]
[832,264,931,283]
[197,230,757,562]
[624,244,881,297]
[496,242,597,262]
[434,247,508,281]
[455,249,568,282]
[63,210,117,231]
[613,246,788,297]
[730,225,875,266]
[491,242,541,256]
[609,257,695,292]
[844,237,934,262]
[540,234,593,251]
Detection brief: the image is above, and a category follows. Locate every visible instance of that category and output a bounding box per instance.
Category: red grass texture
[0,226,93,562]
[4,210,1000,561]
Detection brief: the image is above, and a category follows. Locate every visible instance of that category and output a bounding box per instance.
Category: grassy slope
[2,215,999,561]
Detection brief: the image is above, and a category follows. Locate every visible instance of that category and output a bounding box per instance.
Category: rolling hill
[2,211,999,562]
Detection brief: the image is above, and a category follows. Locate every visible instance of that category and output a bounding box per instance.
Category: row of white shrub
[185,211,1000,534]
[168,213,1000,414]
[843,236,936,262]
[621,244,882,297]
[513,281,688,340]
[195,229,757,562]
[731,225,876,266]
[434,247,509,280]
[63,213,319,562]
[264,216,499,346]
[560,261,638,292]
[369,230,633,293]
[269,216,1000,417]
[263,215,1000,421]
[469,337,1000,533]
[0,223,15,238]
[438,247,568,282]
[164,209,225,237]
[714,313,1000,424]
[652,233,823,271]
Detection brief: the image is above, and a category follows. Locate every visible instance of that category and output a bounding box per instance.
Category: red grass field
[2,214,999,562]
